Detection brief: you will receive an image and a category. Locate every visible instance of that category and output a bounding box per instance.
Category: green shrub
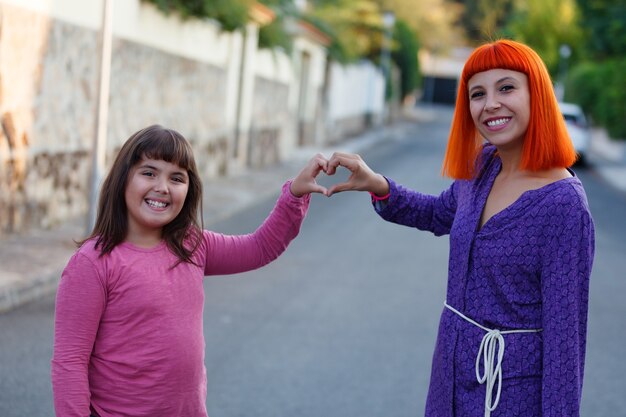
[565,59,626,139]
[392,20,421,101]
[143,0,253,32]
[602,59,626,139]
[258,17,293,52]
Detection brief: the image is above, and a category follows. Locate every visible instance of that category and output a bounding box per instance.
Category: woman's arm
[326,151,458,236]
[540,195,595,417]
[375,178,458,236]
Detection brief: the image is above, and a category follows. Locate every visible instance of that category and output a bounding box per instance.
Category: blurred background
[0,1,625,416]
[0,0,623,237]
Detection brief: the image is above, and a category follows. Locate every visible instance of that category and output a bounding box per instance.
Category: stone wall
[0,3,382,236]
[0,5,93,233]
[0,5,234,235]
[106,38,231,179]
[248,75,290,168]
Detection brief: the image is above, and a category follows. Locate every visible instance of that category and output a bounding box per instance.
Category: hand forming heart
[289,152,390,198]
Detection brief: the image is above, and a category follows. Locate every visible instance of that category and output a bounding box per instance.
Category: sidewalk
[587,127,626,194]
[0,120,416,313]
[1,109,624,313]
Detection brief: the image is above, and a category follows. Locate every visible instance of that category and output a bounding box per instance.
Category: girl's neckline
[119,239,167,252]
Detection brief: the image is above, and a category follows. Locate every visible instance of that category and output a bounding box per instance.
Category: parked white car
[558,102,591,164]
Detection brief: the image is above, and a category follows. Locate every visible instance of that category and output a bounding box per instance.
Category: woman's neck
[496,146,523,177]
[495,144,572,182]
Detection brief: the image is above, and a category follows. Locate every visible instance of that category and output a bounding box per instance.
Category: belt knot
[444,301,542,417]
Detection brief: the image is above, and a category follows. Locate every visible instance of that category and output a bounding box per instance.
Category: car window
[562,113,588,127]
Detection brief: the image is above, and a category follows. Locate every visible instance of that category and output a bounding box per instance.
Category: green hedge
[565,58,626,139]
[143,0,252,31]
[392,20,420,101]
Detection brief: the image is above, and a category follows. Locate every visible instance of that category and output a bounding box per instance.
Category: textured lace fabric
[374,145,595,417]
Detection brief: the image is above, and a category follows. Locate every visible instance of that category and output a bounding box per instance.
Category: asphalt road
[1,107,625,416]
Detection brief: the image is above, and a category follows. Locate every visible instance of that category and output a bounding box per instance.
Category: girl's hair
[82,125,204,264]
[442,39,577,179]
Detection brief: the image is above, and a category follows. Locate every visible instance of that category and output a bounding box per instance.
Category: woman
[326,39,595,416]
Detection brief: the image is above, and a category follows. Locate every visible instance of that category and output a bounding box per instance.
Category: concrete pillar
[234,22,259,167]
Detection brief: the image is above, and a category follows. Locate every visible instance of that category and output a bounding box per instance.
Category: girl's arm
[202,180,309,275]
[51,252,106,417]
[540,196,595,417]
[202,154,327,275]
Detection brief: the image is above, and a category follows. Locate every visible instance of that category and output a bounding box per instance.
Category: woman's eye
[142,171,154,177]
[172,177,185,183]
[500,84,514,92]
[470,91,484,99]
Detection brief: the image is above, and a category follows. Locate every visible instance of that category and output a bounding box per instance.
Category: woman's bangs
[462,42,528,83]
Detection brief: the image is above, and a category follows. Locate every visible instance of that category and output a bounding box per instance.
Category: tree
[258,0,299,51]
[392,20,421,100]
[453,0,514,44]
[307,0,386,62]
[379,0,464,52]
[575,0,626,59]
[143,0,254,31]
[567,0,626,139]
[505,0,584,73]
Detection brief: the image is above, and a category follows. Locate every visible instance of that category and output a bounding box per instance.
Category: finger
[300,158,326,179]
[312,155,329,175]
[327,152,349,173]
[326,157,340,175]
[327,181,352,196]
[315,158,330,176]
[327,154,358,175]
[308,184,329,195]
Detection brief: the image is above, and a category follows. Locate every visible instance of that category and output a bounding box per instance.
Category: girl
[51,125,329,417]
[325,40,595,416]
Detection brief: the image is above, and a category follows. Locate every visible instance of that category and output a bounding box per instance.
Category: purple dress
[375,145,595,417]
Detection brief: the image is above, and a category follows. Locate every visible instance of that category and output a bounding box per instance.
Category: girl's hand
[290,153,330,197]
[326,152,389,197]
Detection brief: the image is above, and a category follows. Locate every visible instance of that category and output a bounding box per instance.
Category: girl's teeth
[487,118,508,127]
[146,200,167,208]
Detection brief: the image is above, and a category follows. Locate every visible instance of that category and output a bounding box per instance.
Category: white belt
[444,302,542,417]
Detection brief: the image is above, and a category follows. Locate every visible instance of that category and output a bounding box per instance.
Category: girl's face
[467,69,530,151]
[124,157,189,244]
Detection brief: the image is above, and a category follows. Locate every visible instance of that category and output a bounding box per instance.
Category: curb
[0,222,82,313]
[1,111,621,314]
[0,121,410,313]
[588,128,626,195]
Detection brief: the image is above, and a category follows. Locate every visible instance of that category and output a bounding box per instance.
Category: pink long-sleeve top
[51,181,309,417]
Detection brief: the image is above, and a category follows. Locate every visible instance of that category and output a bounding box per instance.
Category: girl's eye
[470,91,484,99]
[500,84,514,92]
[142,171,155,177]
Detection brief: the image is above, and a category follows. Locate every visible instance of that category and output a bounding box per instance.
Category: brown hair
[442,39,577,179]
[82,125,203,264]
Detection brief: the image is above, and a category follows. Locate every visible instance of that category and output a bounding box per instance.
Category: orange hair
[441,39,576,179]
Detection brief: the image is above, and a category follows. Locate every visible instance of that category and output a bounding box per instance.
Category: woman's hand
[326,152,389,197]
[290,153,330,197]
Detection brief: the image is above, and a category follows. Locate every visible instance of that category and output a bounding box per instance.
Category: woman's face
[467,69,530,151]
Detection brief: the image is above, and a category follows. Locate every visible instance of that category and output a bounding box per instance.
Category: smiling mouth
[145,199,169,209]
[486,118,511,127]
